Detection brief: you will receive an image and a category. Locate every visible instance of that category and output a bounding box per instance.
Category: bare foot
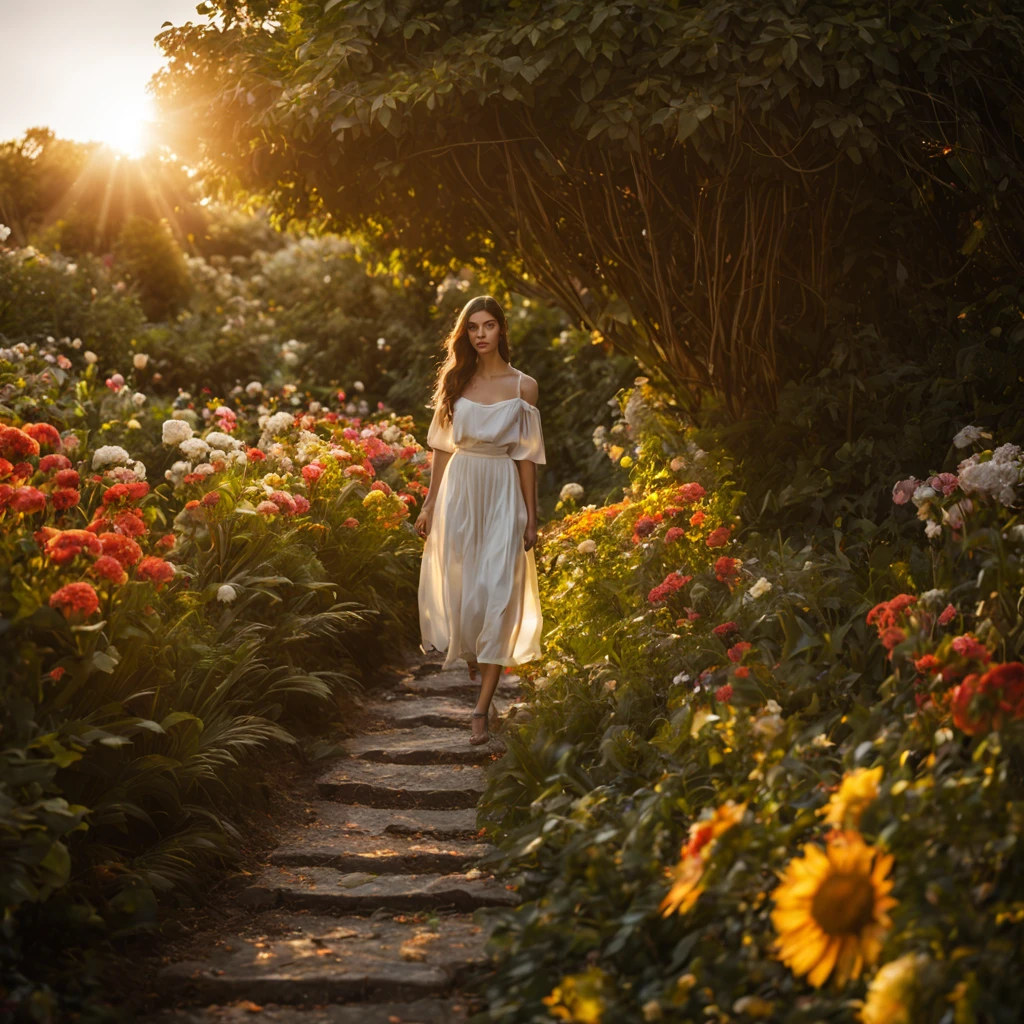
[470,709,489,744]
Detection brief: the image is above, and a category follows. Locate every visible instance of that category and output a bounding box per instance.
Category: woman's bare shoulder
[517,372,540,407]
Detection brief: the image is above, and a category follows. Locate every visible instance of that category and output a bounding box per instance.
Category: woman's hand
[415,504,434,539]
[524,521,538,552]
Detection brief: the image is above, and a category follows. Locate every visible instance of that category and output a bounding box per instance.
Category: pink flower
[928,473,959,496]
[938,603,957,626]
[270,491,297,514]
[291,494,310,514]
[342,517,359,528]
[10,486,47,513]
[302,463,325,485]
[256,500,279,516]
[952,633,991,665]
[892,478,921,505]
[39,454,72,473]
[715,684,734,703]
[105,374,125,392]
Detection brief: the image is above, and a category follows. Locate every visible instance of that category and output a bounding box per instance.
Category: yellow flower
[660,801,747,917]
[822,767,883,828]
[771,831,897,989]
[542,966,609,1023]
[620,455,633,468]
[608,445,625,463]
[362,489,387,507]
[859,952,930,1024]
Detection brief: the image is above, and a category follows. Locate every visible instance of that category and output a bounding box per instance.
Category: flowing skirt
[418,450,542,669]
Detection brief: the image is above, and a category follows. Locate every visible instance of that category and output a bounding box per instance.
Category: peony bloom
[559,482,585,502]
[953,424,989,448]
[162,419,194,446]
[135,556,175,586]
[952,662,1024,735]
[705,525,732,548]
[49,582,100,620]
[675,482,707,504]
[771,831,896,989]
[92,445,131,470]
[22,422,61,450]
[246,447,265,462]
[179,437,211,461]
[291,494,310,514]
[302,463,325,485]
[256,500,280,516]
[51,487,81,510]
[927,472,959,496]
[44,529,102,565]
[39,453,72,473]
[201,490,221,507]
[648,571,693,604]
[891,478,920,505]
[822,767,883,828]
[105,374,125,391]
[950,633,991,665]
[10,487,47,514]
[91,555,128,585]
[98,532,143,568]
[0,424,41,460]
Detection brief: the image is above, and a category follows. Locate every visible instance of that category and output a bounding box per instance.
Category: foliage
[476,377,1024,1023]
[156,0,1024,414]
[113,216,193,321]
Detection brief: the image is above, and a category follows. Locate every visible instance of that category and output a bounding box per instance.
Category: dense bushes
[477,351,1024,1022]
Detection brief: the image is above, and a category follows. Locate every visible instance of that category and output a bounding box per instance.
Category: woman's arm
[515,458,538,551]
[415,447,452,538]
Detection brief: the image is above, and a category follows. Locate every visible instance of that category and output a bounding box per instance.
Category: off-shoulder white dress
[418,370,546,670]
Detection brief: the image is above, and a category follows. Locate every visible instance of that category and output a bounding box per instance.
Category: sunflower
[660,801,747,916]
[859,952,930,1024]
[771,830,897,988]
[821,767,883,828]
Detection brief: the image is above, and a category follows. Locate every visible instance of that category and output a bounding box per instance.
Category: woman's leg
[472,661,503,740]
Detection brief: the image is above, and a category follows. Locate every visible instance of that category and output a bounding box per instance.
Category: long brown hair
[429,295,510,426]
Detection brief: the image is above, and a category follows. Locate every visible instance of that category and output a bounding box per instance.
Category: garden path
[144,657,519,1023]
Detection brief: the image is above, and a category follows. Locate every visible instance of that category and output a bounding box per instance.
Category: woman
[414,295,546,745]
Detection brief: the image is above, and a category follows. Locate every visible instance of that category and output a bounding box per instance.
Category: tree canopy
[156,0,1024,415]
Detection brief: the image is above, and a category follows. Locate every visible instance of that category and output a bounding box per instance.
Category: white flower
[382,424,402,443]
[920,588,947,608]
[205,431,241,451]
[245,381,263,396]
[162,419,194,445]
[953,424,990,448]
[216,584,238,604]
[765,699,782,714]
[925,521,943,539]
[263,411,294,435]
[560,482,585,502]
[577,539,597,555]
[71,338,82,349]
[992,443,1022,464]
[165,460,190,486]
[309,401,322,414]
[0,223,10,243]
[132,392,147,408]
[353,380,365,392]
[747,577,773,600]
[92,445,131,469]
[232,450,248,466]
[133,353,149,369]
[84,350,98,365]
[131,460,146,481]
[179,437,211,460]
[209,449,227,462]
[193,463,216,477]
[958,458,1019,505]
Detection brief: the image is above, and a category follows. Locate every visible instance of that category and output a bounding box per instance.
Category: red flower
[44,529,102,565]
[727,641,752,663]
[112,509,147,537]
[706,526,732,548]
[647,571,693,604]
[0,425,40,460]
[49,666,66,681]
[302,463,325,485]
[51,487,81,510]
[866,594,917,631]
[10,461,33,481]
[246,447,266,461]
[675,482,707,504]
[685,608,701,621]
[55,469,80,488]
[99,532,143,568]
[879,626,907,653]
[665,526,685,543]
[135,556,176,586]
[714,557,740,583]
[633,514,661,540]
[10,487,47,514]
[914,654,941,675]
[715,684,734,703]
[201,490,221,507]
[49,582,100,620]
[983,662,1024,720]
[270,491,297,514]
[292,494,310,514]
[342,517,359,528]
[937,603,957,626]
[22,422,61,450]
[689,510,706,527]
[951,634,991,665]
[101,484,132,506]
[0,458,11,480]
[128,482,149,500]
[39,454,72,473]
[733,665,750,679]
[156,533,176,549]
[712,621,738,639]
[369,479,392,496]
[183,473,204,485]
[91,555,128,585]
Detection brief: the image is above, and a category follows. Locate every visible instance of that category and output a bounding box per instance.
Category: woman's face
[466,310,501,354]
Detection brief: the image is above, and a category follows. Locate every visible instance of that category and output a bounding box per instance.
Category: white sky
[0,0,203,151]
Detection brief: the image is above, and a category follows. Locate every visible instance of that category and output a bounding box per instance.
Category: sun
[91,93,155,160]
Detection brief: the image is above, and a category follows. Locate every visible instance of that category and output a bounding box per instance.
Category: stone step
[367,695,510,730]
[239,866,519,913]
[143,998,468,1023]
[157,914,487,1007]
[317,761,486,810]
[269,832,488,874]
[344,727,505,765]
[401,667,521,698]
[295,803,482,841]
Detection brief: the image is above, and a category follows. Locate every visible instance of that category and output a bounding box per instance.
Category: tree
[155,0,1024,416]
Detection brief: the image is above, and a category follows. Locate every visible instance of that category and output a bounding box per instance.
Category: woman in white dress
[414,295,546,745]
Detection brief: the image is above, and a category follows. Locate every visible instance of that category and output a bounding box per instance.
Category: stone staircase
[146,660,519,1023]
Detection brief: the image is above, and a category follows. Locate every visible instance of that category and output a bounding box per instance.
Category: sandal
[469,710,490,746]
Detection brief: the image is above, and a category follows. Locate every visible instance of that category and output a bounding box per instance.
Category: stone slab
[344,727,505,765]
[367,695,509,730]
[269,831,488,874]
[298,803,481,841]
[142,999,469,1023]
[316,761,487,810]
[157,915,488,1006]
[240,866,519,913]
[401,668,521,698]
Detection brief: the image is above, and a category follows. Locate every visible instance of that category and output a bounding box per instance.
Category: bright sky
[0,0,203,155]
